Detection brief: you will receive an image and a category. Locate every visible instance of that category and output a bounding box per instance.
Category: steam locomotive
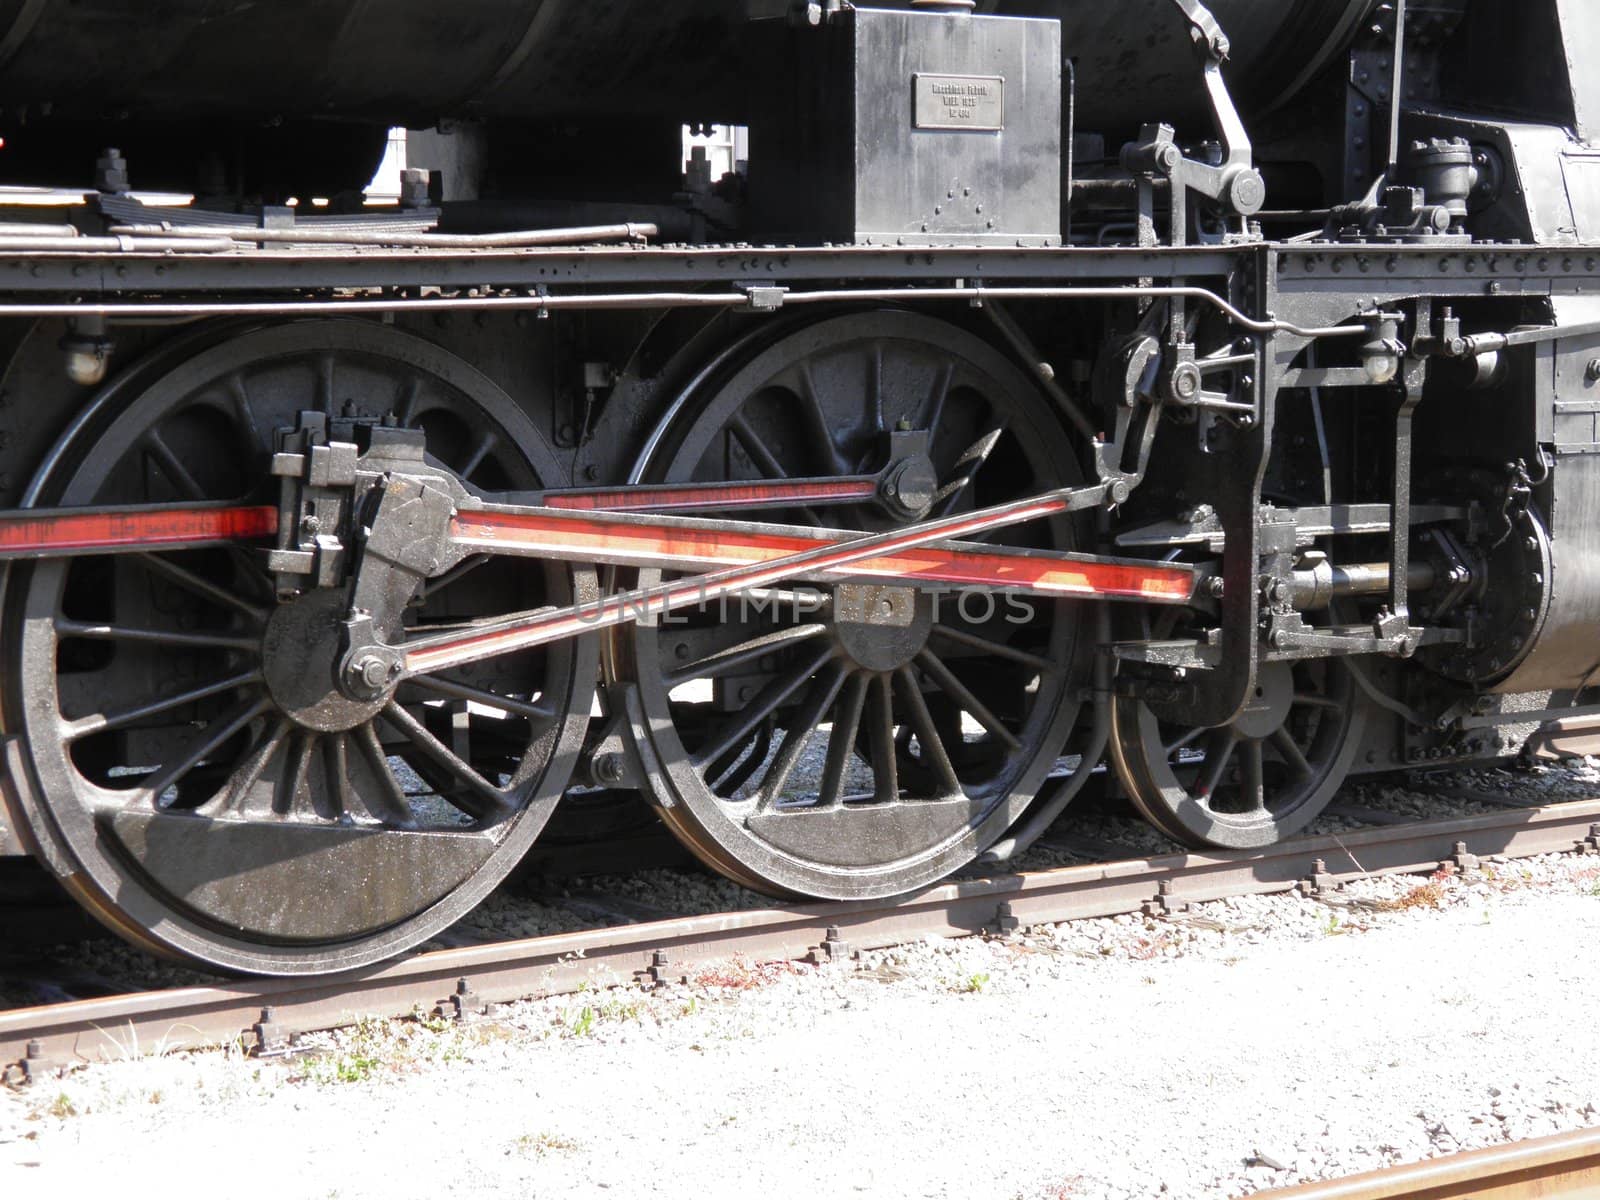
[0,0,1591,975]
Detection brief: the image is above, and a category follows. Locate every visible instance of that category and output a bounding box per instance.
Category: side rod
[401,482,1126,676]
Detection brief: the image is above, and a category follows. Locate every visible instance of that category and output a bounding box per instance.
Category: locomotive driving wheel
[1109,657,1366,850]
[4,321,595,974]
[608,311,1085,899]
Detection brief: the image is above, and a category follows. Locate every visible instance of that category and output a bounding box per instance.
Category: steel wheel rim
[5,320,596,974]
[1109,659,1365,849]
[613,311,1084,899]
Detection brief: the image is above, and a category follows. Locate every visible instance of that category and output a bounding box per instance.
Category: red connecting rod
[0,476,1195,680]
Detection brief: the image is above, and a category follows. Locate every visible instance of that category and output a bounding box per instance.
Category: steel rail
[1252,1125,1600,1199]
[5,798,1599,1080]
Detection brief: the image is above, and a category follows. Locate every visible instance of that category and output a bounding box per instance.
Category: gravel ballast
[5,848,1600,1198]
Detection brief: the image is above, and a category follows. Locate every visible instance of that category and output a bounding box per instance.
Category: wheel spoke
[204,717,291,817]
[274,731,316,816]
[458,430,499,481]
[351,721,416,826]
[868,674,899,804]
[1293,692,1343,711]
[227,373,264,451]
[755,664,849,813]
[728,412,825,526]
[140,696,271,808]
[667,623,828,686]
[132,553,270,621]
[869,343,886,432]
[395,377,422,426]
[408,674,553,723]
[914,649,1021,751]
[728,412,788,477]
[691,643,835,770]
[922,362,954,433]
[55,619,259,654]
[143,430,208,501]
[381,701,512,821]
[818,673,869,810]
[323,734,353,821]
[1163,725,1207,758]
[927,624,1060,674]
[896,667,962,798]
[1241,739,1267,812]
[1270,726,1314,780]
[933,427,1005,516]
[421,554,493,600]
[64,669,262,742]
[317,354,336,414]
[1193,729,1238,801]
[794,363,849,475]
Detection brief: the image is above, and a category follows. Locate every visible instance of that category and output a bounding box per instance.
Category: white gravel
[6,848,1600,1198]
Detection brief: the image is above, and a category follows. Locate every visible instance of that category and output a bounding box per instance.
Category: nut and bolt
[346,654,399,698]
[357,656,393,690]
[1170,363,1203,402]
[592,753,627,785]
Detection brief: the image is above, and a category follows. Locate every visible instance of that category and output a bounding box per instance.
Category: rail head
[1251,1125,1600,1199]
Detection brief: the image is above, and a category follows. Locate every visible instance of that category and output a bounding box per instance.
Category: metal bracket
[1296,858,1338,897]
[1142,879,1189,917]
[807,925,855,964]
[444,978,484,1024]
[986,902,1022,937]
[10,1038,64,1084]
[640,949,683,988]
[267,413,355,593]
[1440,841,1480,874]
[250,1007,291,1058]
[740,284,789,312]
[338,470,457,702]
[1092,333,1163,504]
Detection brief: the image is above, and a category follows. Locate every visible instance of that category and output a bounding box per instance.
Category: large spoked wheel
[4,321,596,974]
[609,311,1085,899]
[1109,659,1366,850]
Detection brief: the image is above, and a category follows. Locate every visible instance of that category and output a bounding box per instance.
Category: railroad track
[1255,1126,1600,1198]
[4,796,1600,1084]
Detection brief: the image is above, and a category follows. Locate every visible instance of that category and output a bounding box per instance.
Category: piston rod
[1291,560,1438,611]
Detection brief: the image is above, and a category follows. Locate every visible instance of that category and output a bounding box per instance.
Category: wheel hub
[1228,661,1294,740]
[831,583,932,672]
[263,589,391,731]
